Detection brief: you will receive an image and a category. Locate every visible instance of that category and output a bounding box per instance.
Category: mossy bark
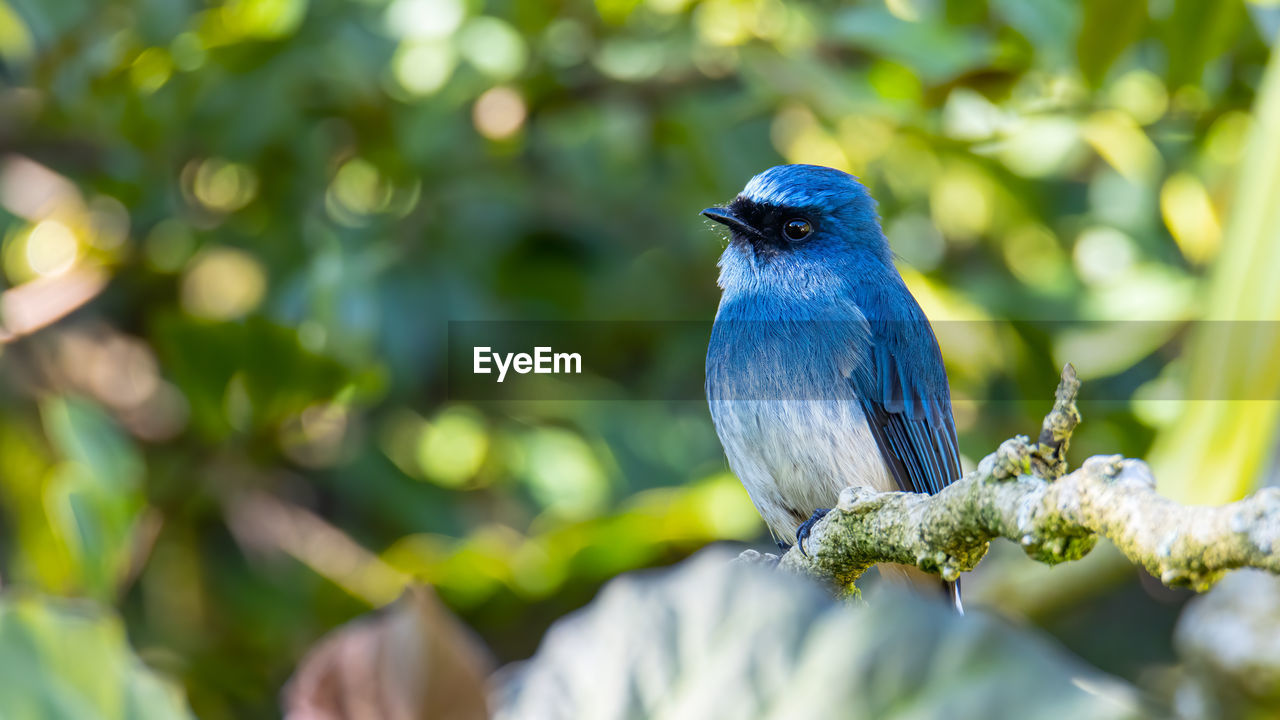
[752,365,1280,594]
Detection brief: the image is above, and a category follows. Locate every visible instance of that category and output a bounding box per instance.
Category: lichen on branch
[758,365,1280,593]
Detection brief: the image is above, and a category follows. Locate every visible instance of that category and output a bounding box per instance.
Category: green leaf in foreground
[496,549,1147,720]
[0,595,195,720]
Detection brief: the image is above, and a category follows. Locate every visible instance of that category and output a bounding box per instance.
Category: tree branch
[742,365,1280,593]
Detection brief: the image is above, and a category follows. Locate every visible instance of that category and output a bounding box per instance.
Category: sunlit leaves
[1149,45,1280,504]
[379,474,762,609]
[184,158,258,215]
[415,406,490,488]
[326,158,393,222]
[1081,110,1162,184]
[1107,70,1168,125]
[0,0,34,65]
[129,48,172,94]
[518,428,611,520]
[458,17,527,80]
[770,105,853,172]
[385,0,465,40]
[218,0,307,41]
[390,40,456,96]
[180,247,267,320]
[1160,173,1223,265]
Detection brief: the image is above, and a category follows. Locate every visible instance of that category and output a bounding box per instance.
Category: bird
[702,164,963,610]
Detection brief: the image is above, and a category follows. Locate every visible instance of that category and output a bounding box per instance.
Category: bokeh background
[1,0,1279,716]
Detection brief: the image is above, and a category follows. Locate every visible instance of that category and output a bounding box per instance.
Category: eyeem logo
[473,346,582,382]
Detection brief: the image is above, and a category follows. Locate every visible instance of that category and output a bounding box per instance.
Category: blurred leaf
[495,550,1145,719]
[3,0,93,39]
[1150,40,1280,504]
[990,0,1078,69]
[1173,570,1280,717]
[0,595,194,719]
[1054,321,1182,381]
[39,397,145,599]
[1251,4,1280,45]
[42,395,144,491]
[0,0,34,65]
[220,0,308,40]
[1162,0,1249,88]
[1077,0,1146,86]
[151,314,350,440]
[831,7,994,84]
[283,586,491,720]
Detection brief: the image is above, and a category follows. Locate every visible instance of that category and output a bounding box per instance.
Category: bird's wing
[850,320,961,497]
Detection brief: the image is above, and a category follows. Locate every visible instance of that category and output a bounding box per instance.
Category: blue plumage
[703,164,962,607]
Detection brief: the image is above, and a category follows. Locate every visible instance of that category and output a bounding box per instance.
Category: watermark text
[473,346,582,382]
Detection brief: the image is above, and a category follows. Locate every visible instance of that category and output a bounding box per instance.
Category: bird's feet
[796,508,830,557]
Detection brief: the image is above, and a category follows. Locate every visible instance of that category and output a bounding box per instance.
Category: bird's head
[702,165,891,288]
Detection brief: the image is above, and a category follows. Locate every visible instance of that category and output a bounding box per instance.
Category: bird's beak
[701,206,762,240]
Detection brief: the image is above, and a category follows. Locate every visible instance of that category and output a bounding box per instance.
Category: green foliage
[0,596,194,719]
[0,0,1274,715]
[38,397,147,600]
[1077,0,1148,87]
[1150,40,1280,504]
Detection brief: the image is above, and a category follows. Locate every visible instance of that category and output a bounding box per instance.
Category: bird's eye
[783,218,812,241]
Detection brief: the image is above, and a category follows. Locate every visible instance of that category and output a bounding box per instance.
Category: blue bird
[703,164,963,609]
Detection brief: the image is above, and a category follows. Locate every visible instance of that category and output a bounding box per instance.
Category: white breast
[709,397,894,544]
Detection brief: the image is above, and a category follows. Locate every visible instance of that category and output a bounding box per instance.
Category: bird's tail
[879,563,964,614]
[944,578,963,615]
